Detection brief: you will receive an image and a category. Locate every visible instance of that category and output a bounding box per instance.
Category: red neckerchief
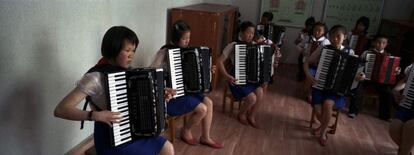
[96,57,109,66]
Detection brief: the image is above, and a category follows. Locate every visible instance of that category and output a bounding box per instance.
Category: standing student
[304,25,364,146]
[54,26,174,155]
[256,11,274,45]
[295,17,315,81]
[346,16,370,55]
[260,11,273,25]
[297,22,330,64]
[348,35,398,119]
[217,21,281,129]
[256,12,283,91]
[390,63,414,155]
[296,21,330,99]
[151,20,223,149]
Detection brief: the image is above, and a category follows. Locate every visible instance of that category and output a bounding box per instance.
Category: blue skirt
[167,94,204,116]
[309,66,345,110]
[311,88,346,109]
[227,67,260,101]
[229,83,259,101]
[394,106,414,122]
[94,122,167,155]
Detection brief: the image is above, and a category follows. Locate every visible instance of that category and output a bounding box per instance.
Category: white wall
[0,0,203,154]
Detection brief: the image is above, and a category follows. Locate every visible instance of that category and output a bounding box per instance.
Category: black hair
[313,21,328,36]
[305,17,315,27]
[372,34,388,42]
[171,20,191,45]
[355,16,370,33]
[101,26,139,61]
[239,21,255,33]
[304,17,315,33]
[262,12,274,22]
[329,24,347,36]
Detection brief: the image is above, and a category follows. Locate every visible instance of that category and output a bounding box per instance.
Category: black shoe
[347,113,357,118]
[379,116,392,122]
[296,75,305,81]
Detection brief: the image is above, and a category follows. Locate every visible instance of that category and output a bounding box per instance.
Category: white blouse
[76,72,108,110]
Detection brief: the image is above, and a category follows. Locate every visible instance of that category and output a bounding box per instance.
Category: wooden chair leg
[329,109,340,134]
[230,97,235,116]
[168,117,176,143]
[183,115,188,125]
[222,86,228,113]
[309,108,315,128]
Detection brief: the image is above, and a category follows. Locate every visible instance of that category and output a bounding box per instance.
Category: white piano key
[114,137,132,146]
[114,132,131,142]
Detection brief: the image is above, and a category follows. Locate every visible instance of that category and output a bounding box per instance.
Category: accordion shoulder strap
[80,96,102,129]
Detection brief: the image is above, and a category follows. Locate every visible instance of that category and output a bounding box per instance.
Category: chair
[166,115,188,142]
[309,107,340,134]
[221,83,268,116]
[361,88,380,109]
[220,56,270,116]
[222,85,241,116]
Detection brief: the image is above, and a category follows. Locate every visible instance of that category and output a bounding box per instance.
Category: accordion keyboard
[313,49,334,90]
[168,49,185,97]
[107,71,132,147]
[365,53,376,79]
[401,68,414,109]
[235,44,247,85]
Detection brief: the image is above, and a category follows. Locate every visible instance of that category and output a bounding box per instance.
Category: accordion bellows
[234,44,274,85]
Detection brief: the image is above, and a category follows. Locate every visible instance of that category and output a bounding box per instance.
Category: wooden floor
[167,64,399,155]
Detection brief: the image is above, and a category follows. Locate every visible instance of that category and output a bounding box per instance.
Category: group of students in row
[294,15,414,154]
[53,16,282,154]
[52,10,414,153]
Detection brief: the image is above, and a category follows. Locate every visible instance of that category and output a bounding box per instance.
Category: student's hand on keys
[227,75,237,85]
[211,65,217,74]
[273,47,282,68]
[307,75,317,85]
[393,90,403,104]
[164,88,176,102]
[94,111,122,127]
[356,72,367,81]
[274,47,282,57]
[395,67,401,76]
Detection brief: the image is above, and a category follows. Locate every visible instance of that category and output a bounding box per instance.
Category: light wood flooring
[168,64,399,155]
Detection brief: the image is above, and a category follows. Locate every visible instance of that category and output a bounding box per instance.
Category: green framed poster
[323,0,384,35]
[260,0,315,27]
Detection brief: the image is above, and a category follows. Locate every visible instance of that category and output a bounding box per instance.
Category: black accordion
[256,24,286,47]
[104,68,166,147]
[400,66,414,110]
[234,44,274,85]
[167,47,211,98]
[313,45,360,95]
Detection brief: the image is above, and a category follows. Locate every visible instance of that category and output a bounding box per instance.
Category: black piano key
[120,121,129,127]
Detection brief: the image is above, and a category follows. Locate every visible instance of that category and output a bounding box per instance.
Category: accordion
[400,66,414,110]
[234,44,274,85]
[365,52,401,84]
[256,24,286,47]
[167,47,211,98]
[349,34,369,55]
[305,40,320,56]
[313,46,360,95]
[105,68,166,147]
